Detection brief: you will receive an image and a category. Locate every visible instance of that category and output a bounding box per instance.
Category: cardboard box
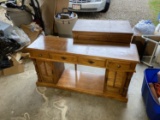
[131,35,160,58]
[0,55,24,76]
[1,64,24,76]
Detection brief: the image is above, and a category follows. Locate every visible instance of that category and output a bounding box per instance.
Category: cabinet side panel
[33,59,42,82]
[34,59,64,84]
[105,69,134,97]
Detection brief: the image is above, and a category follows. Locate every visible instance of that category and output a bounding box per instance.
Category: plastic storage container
[142,68,160,120]
[54,10,77,37]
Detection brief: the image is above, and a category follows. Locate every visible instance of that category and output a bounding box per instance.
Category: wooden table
[26,35,139,102]
[72,20,133,45]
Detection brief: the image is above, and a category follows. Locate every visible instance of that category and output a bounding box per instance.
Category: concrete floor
[0,0,158,120]
[0,60,150,120]
[3,59,160,120]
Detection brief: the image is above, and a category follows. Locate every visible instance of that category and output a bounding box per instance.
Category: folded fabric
[149,83,159,103]
[154,83,160,97]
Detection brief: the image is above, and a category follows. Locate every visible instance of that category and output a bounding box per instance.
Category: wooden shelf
[26,36,139,102]
[36,69,128,102]
[38,69,104,94]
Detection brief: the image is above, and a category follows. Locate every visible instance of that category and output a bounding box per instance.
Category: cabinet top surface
[27,35,139,62]
[72,19,133,34]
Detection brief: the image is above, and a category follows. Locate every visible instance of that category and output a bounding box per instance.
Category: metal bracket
[141,35,160,67]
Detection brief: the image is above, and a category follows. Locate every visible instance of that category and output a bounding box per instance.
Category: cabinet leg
[122,72,133,96]
[75,64,78,82]
[103,69,109,92]
[75,64,77,71]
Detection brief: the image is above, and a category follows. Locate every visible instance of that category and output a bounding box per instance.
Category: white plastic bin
[54,12,77,37]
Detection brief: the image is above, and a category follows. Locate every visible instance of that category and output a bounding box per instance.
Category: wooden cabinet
[33,58,64,84]
[26,36,139,102]
[72,20,133,46]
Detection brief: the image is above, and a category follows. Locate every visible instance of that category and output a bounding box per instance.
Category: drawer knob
[61,56,66,60]
[88,60,94,64]
[117,65,121,68]
[38,54,42,57]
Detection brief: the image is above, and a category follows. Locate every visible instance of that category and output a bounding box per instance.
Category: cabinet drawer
[106,60,132,71]
[30,51,49,58]
[78,57,106,67]
[50,54,77,63]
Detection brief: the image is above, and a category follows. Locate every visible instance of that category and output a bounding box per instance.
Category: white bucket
[54,12,78,37]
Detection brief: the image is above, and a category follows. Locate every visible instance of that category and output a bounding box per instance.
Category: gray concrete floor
[0,0,158,120]
[0,61,151,120]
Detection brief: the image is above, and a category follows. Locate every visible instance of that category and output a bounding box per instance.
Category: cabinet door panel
[35,60,64,84]
[114,72,127,88]
[106,71,126,88]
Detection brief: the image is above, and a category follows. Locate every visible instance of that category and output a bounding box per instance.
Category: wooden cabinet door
[105,69,134,96]
[105,59,135,96]
[34,59,64,84]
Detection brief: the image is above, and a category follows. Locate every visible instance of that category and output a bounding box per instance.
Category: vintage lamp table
[26,35,139,102]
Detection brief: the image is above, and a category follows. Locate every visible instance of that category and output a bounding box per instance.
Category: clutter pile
[0,20,31,75]
[133,20,156,35]
[0,0,43,75]
[0,19,43,75]
[132,18,160,67]
[0,0,44,30]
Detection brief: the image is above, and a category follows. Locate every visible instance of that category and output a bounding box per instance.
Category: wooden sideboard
[26,35,139,102]
[72,20,133,45]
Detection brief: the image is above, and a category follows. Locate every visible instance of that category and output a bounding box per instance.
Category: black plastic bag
[0,56,13,70]
[0,30,20,69]
[0,37,21,58]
